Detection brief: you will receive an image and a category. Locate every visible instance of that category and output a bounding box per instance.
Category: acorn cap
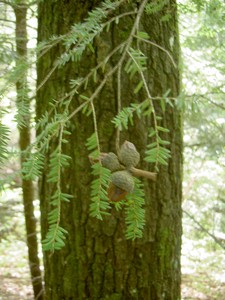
[101,152,121,172]
[118,141,140,168]
[111,170,134,193]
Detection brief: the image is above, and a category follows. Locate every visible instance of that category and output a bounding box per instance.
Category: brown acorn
[101,152,121,172]
[111,170,134,193]
[118,141,140,168]
[107,183,128,202]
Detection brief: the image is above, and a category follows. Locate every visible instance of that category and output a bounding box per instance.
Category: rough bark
[37,1,182,299]
[14,2,43,299]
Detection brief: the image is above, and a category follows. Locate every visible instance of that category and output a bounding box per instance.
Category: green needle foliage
[125,47,147,79]
[42,224,68,252]
[58,0,123,66]
[90,162,111,220]
[22,152,45,180]
[125,179,145,240]
[0,0,177,251]
[42,121,73,252]
[15,86,31,128]
[145,126,171,170]
[47,0,173,246]
[0,122,10,166]
[112,99,152,130]
[86,133,111,220]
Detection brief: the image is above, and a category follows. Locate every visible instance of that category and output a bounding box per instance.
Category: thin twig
[36,2,130,94]
[58,41,127,105]
[66,63,119,121]
[67,0,148,121]
[183,210,225,251]
[90,100,101,154]
[36,62,58,92]
[113,0,148,152]
[134,35,177,69]
[29,0,149,158]
[127,48,160,170]
[116,65,122,153]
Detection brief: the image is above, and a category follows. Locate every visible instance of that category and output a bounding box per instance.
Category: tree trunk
[14,2,43,299]
[37,1,182,299]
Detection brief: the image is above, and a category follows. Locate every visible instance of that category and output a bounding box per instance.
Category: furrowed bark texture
[14,2,43,299]
[37,1,182,299]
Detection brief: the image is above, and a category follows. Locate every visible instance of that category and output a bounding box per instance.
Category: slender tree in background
[13,1,43,299]
[36,0,183,299]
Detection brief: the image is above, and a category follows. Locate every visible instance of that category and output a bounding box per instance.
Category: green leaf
[93,69,98,83]
[148,128,156,138]
[136,31,150,39]
[88,43,95,53]
[80,94,89,101]
[134,81,144,94]
[160,98,166,113]
[157,126,170,133]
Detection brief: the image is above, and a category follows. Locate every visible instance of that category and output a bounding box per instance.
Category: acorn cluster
[101,141,140,200]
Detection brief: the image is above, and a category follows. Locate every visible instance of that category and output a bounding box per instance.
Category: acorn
[111,170,134,193]
[107,183,128,202]
[101,152,121,172]
[118,141,140,168]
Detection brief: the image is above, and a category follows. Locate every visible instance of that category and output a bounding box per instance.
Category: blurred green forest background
[0,0,225,299]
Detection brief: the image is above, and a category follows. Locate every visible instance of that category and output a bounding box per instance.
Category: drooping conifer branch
[13,0,176,250]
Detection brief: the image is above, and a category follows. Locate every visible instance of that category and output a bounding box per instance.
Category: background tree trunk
[14,2,43,299]
[37,1,182,299]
